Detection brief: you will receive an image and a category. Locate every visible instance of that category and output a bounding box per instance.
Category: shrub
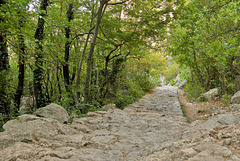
[184,77,205,99]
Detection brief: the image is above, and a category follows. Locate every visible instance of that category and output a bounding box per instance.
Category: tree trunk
[74,0,95,107]
[0,0,10,115]
[84,0,108,103]
[191,24,204,88]
[63,3,74,93]
[99,53,110,100]
[14,13,26,112]
[33,0,48,108]
[56,65,62,98]
[192,49,204,87]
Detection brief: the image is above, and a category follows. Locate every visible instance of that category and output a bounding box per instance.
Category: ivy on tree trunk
[14,13,26,112]
[63,3,74,93]
[0,0,10,115]
[33,0,48,108]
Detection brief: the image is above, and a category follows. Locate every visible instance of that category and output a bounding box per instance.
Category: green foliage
[112,76,144,109]
[170,80,176,86]
[197,96,207,102]
[112,69,155,109]
[168,0,240,95]
[179,67,191,81]
[162,61,179,84]
[134,73,155,92]
[184,77,205,99]
[0,113,8,132]
[1,0,175,120]
[114,90,141,109]
[55,93,75,108]
[221,94,232,106]
[67,105,87,120]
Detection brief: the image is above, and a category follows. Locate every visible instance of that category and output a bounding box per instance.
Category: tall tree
[168,0,240,94]
[74,0,95,107]
[0,0,10,115]
[0,0,177,115]
[63,3,74,93]
[14,11,26,112]
[84,0,109,103]
[33,0,49,108]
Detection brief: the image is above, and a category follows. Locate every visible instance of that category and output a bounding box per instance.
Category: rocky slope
[0,86,239,161]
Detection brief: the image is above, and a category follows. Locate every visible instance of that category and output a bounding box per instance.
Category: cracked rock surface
[0,86,239,161]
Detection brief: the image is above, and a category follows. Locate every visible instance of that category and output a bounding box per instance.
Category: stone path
[0,86,240,160]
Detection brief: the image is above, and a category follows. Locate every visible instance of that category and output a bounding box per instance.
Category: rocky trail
[0,86,240,161]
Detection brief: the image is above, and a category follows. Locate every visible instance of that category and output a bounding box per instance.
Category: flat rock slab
[1,86,240,161]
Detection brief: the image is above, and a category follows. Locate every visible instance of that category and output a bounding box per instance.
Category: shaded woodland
[0,0,173,123]
[0,0,239,126]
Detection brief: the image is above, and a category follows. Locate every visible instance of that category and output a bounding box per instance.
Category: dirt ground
[177,88,228,122]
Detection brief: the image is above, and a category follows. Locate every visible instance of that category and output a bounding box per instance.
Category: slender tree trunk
[44,69,51,102]
[63,3,74,93]
[33,0,48,108]
[14,13,26,112]
[74,28,92,107]
[100,45,122,100]
[84,0,108,103]
[0,0,10,115]
[192,49,204,87]
[191,24,204,87]
[56,65,62,97]
[99,53,110,99]
[74,0,95,107]
[71,66,76,83]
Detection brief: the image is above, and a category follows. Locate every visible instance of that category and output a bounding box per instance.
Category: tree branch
[108,0,128,5]
[110,53,122,60]
[108,43,124,59]
[72,32,93,40]
[72,25,95,40]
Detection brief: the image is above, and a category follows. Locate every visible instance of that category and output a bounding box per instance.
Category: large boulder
[202,88,219,100]
[0,114,76,150]
[199,114,236,130]
[231,91,240,104]
[2,115,75,136]
[34,103,69,124]
[0,142,41,161]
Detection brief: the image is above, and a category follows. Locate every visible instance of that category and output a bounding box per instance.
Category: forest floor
[0,86,239,160]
